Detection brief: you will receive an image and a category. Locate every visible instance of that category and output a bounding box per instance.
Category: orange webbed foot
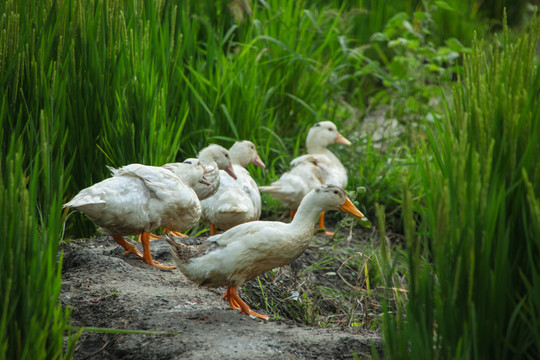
[316,229,335,237]
[223,286,241,310]
[163,228,188,237]
[139,232,176,270]
[316,211,334,237]
[146,259,176,270]
[113,236,144,259]
[147,233,163,241]
[227,286,269,321]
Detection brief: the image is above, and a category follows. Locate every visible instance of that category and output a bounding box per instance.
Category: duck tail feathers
[166,235,218,265]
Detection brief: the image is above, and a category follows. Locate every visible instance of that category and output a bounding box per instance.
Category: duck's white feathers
[169,220,312,288]
[259,158,324,210]
[193,144,234,200]
[199,141,264,230]
[260,121,349,210]
[168,185,358,289]
[193,165,221,200]
[200,165,261,230]
[64,163,202,236]
[291,153,347,188]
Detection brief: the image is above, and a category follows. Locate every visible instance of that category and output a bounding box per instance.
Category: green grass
[382,14,540,359]
[0,0,484,232]
[1,0,538,357]
[0,130,77,358]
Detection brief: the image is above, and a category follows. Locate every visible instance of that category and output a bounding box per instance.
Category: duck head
[198,144,238,180]
[168,158,208,187]
[229,140,266,169]
[306,121,351,152]
[309,185,365,220]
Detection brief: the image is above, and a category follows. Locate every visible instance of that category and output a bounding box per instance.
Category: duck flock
[65,121,367,320]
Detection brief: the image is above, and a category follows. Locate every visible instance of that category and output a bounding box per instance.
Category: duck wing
[113,164,184,201]
[259,157,324,209]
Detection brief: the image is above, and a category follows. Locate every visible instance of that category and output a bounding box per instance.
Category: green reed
[382,14,540,359]
[0,0,528,357]
[0,122,78,357]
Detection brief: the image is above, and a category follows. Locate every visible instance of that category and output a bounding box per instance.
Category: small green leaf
[414,11,427,20]
[370,32,387,42]
[359,217,372,229]
[435,1,455,11]
[445,38,471,53]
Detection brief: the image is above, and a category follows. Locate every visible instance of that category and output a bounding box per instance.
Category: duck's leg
[137,233,162,242]
[210,224,217,236]
[222,286,240,310]
[163,228,188,237]
[227,286,269,321]
[147,233,163,240]
[140,232,176,270]
[113,236,143,259]
[316,212,334,237]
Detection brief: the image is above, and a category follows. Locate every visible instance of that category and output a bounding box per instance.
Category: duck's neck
[230,152,247,167]
[307,142,340,164]
[290,195,323,230]
[306,138,331,154]
[199,154,217,168]
[306,138,326,154]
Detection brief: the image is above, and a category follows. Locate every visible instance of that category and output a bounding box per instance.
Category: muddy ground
[60,226,383,359]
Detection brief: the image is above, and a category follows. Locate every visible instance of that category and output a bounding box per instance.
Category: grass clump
[0,137,78,358]
[1,0,538,357]
[382,14,540,359]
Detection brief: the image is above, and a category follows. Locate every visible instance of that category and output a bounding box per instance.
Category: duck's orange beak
[252,155,266,169]
[335,132,351,146]
[225,164,238,180]
[339,197,365,219]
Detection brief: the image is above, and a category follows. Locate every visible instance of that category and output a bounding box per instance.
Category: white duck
[259,121,351,236]
[64,160,208,269]
[200,140,266,235]
[167,185,365,320]
[193,144,238,201]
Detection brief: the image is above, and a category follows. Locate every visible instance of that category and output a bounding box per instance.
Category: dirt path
[60,236,382,359]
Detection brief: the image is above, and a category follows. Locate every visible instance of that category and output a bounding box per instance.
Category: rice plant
[1,0,486,235]
[382,14,540,359]
[0,125,78,358]
[1,0,536,357]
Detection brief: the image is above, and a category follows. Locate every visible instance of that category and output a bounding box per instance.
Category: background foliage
[1,0,538,358]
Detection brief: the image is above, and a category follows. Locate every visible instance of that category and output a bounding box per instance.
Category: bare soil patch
[60,228,382,359]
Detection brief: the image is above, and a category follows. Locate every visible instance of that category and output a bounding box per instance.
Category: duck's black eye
[334,190,338,194]
[184,160,192,164]
[314,123,321,127]
[250,145,255,149]
[328,127,334,131]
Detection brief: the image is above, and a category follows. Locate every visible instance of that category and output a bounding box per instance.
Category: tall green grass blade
[384,14,540,359]
[0,127,73,358]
